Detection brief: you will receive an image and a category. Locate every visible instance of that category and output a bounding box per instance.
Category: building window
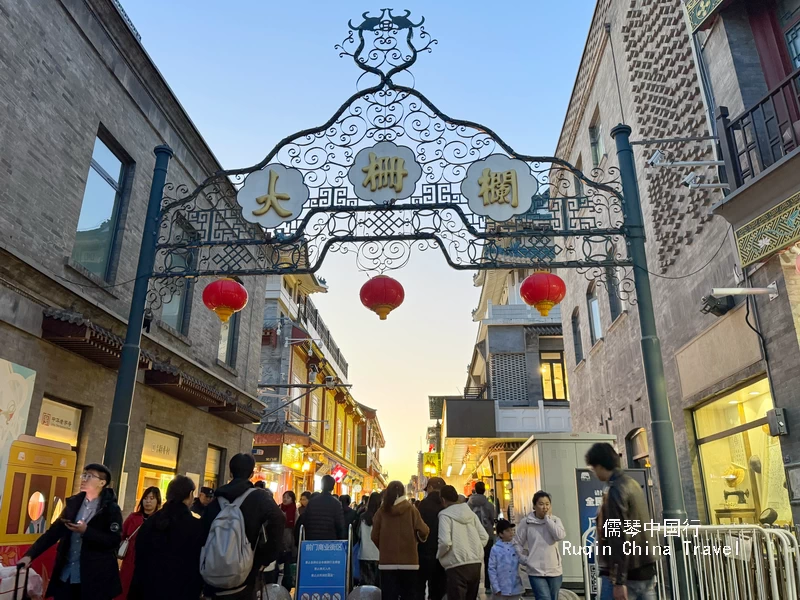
[291,375,304,416]
[778,0,800,67]
[36,398,82,449]
[589,112,605,168]
[540,351,569,401]
[571,308,584,363]
[204,446,222,489]
[217,311,240,366]
[694,378,792,526]
[587,283,603,345]
[346,426,353,460]
[335,418,344,454]
[626,428,650,469]
[606,268,622,322]
[138,428,181,500]
[72,135,131,280]
[310,392,321,440]
[160,225,197,334]
[573,156,584,200]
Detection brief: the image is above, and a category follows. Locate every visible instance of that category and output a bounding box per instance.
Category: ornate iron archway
[105,9,688,547]
[148,9,634,310]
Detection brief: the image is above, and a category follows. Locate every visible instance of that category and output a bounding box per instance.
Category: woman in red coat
[116,486,162,599]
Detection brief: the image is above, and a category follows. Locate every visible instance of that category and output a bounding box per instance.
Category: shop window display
[694,379,792,526]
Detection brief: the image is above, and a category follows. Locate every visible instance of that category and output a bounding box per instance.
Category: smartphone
[60,518,76,525]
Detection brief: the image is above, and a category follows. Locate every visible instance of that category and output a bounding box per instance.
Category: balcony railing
[718,67,800,188]
[463,385,487,400]
[298,296,349,378]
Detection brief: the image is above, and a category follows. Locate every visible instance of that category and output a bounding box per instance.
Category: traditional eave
[254,419,310,446]
[42,307,261,425]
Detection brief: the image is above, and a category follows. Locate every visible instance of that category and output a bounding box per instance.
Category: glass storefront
[138,428,180,501]
[205,446,221,489]
[694,378,792,526]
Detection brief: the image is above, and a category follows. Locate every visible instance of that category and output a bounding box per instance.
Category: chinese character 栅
[253,170,292,218]
[361,153,408,193]
[478,168,519,208]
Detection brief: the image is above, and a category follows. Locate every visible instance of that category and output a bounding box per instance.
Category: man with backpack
[200,453,285,599]
[467,482,497,593]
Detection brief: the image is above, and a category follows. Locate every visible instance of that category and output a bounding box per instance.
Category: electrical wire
[633,224,732,281]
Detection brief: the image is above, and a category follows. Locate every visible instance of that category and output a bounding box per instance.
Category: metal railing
[581,524,800,600]
[299,296,349,378]
[463,385,488,399]
[718,67,800,188]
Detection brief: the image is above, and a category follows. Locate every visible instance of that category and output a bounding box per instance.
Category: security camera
[647,149,666,167]
[325,376,336,390]
[681,172,700,188]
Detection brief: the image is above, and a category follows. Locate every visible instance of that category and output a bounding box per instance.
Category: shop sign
[332,465,348,482]
[735,190,800,267]
[36,398,81,447]
[685,0,726,32]
[237,164,310,229]
[297,540,348,600]
[460,154,538,222]
[348,141,422,205]
[141,429,180,469]
[252,445,282,463]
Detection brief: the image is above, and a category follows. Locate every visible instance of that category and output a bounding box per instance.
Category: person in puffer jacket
[513,491,566,600]
[437,485,489,600]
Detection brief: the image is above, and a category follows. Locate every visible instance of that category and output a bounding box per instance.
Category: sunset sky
[126,0,595,482]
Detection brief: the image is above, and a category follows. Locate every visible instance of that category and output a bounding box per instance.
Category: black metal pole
[611,124,689,598]
[104,145,173,489]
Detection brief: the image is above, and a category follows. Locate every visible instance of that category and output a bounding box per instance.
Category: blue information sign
[576,468,605,598]
[296,540,349,600]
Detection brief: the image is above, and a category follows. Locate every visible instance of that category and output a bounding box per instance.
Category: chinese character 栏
[253,170,292,218]
[361,153,408,194]
[477,168,519,208]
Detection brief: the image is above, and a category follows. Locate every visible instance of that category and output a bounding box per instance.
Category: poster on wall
[0,358,36,509]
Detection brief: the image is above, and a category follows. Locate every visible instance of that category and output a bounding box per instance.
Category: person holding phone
[18,463,123,600]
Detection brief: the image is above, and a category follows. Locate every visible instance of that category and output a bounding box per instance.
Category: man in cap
[192,486,214,517]
[417,476,447,600]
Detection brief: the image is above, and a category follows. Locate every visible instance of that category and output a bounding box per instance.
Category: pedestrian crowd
[15,441,657,600]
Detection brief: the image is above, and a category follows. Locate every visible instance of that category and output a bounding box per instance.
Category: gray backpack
[200,488,258,589]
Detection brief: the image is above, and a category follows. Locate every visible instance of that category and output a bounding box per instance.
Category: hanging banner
[296,540,349,600]
[685,0,726,32]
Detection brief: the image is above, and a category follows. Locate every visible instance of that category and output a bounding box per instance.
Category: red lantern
[520,272,567,317]
[360,275,405,320]
[202,278,249,322]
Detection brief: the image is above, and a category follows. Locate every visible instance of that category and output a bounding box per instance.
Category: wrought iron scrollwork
[151,8,636,306]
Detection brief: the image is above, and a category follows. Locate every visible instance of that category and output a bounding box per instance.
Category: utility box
[508,432,616,587]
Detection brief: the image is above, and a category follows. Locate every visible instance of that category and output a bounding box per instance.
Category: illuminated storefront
[137,428,180,500]
[694,378,792,526]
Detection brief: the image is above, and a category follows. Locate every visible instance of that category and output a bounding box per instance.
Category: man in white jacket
[437,485,489,600]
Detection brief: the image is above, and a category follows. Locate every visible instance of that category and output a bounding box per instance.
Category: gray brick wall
[555,0,771,522]
[0,0,265,395]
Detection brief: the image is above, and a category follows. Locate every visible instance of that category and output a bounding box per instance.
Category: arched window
[571,308,584,363]
[626,428,650,469]
[606,246,622,322]
[587,282,603,345]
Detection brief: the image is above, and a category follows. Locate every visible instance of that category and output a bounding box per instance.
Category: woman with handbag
[115,486,161,599]
[128,476,205,600]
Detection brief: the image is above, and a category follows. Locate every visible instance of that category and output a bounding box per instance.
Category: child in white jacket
[437,485,489,600]
[513,491,566,600]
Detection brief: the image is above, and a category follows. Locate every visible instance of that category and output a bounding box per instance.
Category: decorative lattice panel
[490,353,528,405]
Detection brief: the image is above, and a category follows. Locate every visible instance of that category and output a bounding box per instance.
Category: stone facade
[0,0,264,510]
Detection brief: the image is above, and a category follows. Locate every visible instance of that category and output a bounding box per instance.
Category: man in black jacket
[201,453,285,600]
[19,463,123,600]
[416,477,446,600]
[302,475,346,540]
